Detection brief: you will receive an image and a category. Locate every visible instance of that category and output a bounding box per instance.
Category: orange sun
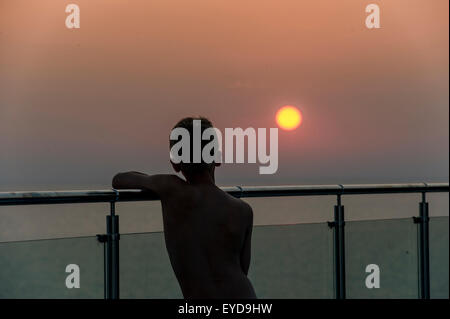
[276,106,302,131]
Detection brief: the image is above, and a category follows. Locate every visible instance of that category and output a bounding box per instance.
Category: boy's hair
[169,117,217,174]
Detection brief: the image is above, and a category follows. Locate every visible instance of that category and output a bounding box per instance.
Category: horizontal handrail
[0,182,448,206]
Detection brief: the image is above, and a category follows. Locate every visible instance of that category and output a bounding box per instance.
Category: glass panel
[429,216,449,299]
[427,193,449,217]
[116,201,164,234]
[249,223,334,298]
[120,223,334,298]
[345,218,418,298]
[0,203,108,242]
[0,236,103,298]
[244,196,336,225]
[343,193,420,222]
[120,232,182,298]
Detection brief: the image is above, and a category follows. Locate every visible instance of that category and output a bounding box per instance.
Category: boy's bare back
[112,172,256,299]
[160,175,256,298]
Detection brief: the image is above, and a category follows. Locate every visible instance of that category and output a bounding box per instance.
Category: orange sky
[0,0,448,188]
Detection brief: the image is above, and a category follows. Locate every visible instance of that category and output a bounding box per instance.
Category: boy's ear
[171,161,182,172]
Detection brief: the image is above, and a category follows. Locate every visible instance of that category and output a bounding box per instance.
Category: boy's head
[169,117,220,176]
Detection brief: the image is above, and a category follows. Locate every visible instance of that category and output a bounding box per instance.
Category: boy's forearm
[112,171,148,189]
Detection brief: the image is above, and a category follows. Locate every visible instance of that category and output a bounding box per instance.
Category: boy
[112,117,256,299]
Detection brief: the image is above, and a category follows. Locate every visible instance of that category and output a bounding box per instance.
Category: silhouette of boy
[112,117,256,299]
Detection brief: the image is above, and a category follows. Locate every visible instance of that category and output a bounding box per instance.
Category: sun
[276,106,302,131]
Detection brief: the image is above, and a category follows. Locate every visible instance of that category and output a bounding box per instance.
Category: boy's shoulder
[238,198,253,215]
[145,174,187,198]
[240,200,253,221]
[222,191,253,221]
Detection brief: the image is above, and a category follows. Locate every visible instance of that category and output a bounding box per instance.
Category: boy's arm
[112,171,182,197]
[240,207,253,276]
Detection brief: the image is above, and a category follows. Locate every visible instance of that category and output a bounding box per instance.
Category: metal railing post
[108,201,120,299]
[329,194,346,299]
[99,201,120,299]
[415,192,430,299]
[105,215,112,299]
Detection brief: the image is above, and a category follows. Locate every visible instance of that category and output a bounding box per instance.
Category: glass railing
[0,184,448,299]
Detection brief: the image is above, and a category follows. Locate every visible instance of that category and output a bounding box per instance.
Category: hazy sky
[0,0,448,189]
